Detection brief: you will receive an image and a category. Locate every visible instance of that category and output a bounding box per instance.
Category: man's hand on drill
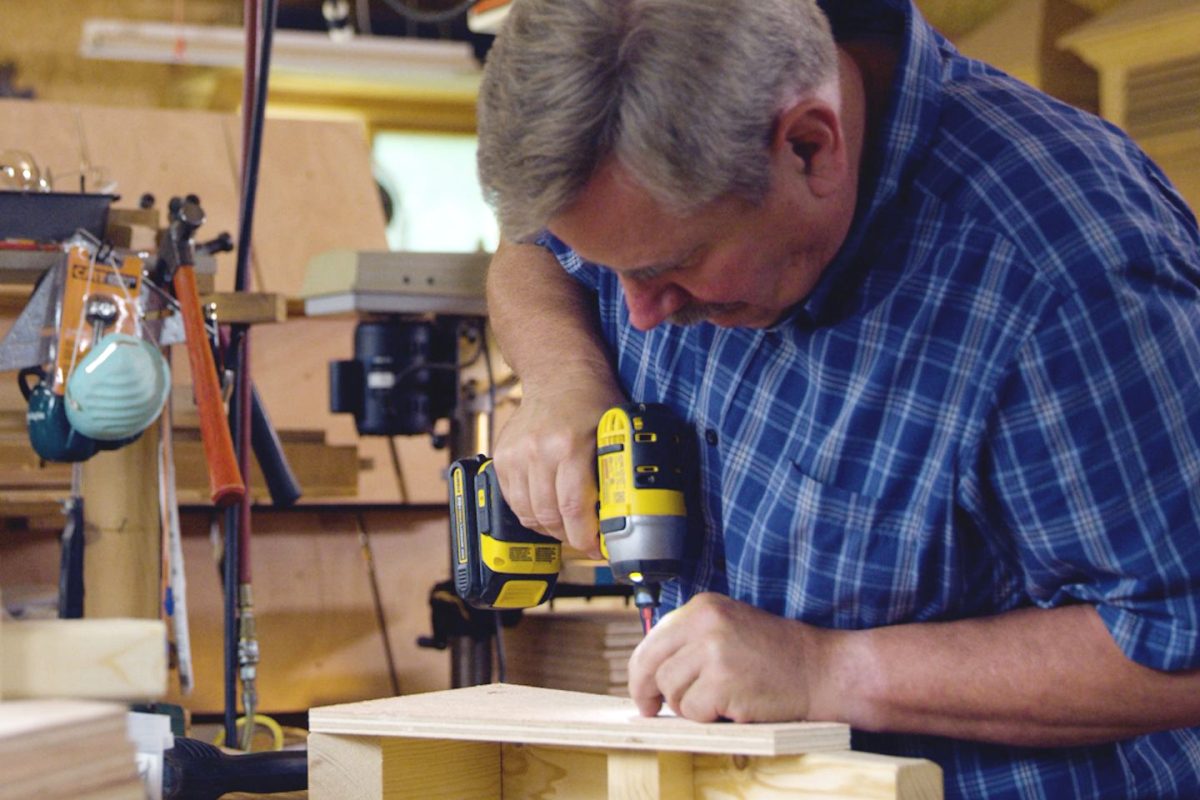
[628,592,844,724]
[492,375,624,559]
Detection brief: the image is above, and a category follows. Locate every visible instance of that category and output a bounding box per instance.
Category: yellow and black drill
[449,402,689,632]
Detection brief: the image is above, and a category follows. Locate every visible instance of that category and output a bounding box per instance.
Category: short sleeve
[533,230,604,291]
[982,257,1200,671]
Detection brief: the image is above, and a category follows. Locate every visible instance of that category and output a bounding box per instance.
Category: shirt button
[705,429,718,446]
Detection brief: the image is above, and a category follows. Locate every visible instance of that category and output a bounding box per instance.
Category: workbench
[308,683,942,799]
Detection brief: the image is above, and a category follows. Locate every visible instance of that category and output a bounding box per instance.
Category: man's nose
[619,275,690,331]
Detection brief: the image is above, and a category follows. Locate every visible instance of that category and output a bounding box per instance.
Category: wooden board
[309,683,850,756]
[1,618,166,701]
[0,699,143,799]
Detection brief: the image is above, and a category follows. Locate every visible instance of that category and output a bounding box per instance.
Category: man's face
[547,159,848,331]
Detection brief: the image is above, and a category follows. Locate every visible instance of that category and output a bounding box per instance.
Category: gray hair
[476,0,837,241]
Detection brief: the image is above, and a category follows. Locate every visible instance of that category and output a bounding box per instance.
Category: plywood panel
[249,116,389,295]
[309,684,850,757]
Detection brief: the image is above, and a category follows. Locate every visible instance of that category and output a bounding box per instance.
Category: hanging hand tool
[158,350,194,695]
[58,464,85,618]
[160,196,245,508]
[449,402,690,633]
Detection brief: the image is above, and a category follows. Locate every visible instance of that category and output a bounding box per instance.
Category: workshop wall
[0,0,241,109]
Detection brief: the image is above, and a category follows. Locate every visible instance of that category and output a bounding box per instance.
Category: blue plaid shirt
[535,1,1200,796]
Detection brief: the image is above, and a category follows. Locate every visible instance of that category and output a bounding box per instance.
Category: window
[372,131,498,253]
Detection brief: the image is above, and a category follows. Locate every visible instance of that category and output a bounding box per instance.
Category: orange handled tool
[165,197,246,508]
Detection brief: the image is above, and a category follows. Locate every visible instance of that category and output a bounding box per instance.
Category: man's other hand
[628,592,841,723]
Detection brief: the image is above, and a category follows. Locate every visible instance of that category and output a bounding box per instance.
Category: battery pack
[449,455,561,610]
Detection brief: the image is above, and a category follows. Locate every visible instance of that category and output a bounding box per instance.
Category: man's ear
[772,100,847,198]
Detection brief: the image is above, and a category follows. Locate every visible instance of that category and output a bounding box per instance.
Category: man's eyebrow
[618,245,701,282]
[622,260,679,281]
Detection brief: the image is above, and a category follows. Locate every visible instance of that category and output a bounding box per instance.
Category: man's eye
[642,262,681,281]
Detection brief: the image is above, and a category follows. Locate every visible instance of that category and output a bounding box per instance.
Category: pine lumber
[1,618,166,701]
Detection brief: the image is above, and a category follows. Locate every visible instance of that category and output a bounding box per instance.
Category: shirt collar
[789,0,948,329]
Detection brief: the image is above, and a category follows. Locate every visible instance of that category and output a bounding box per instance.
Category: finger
[557,456,600,557]
[675,669,726,723]
[655,646,705,719]
[491,449,543,535]
[628,609,688,715]
[525,457,566,537]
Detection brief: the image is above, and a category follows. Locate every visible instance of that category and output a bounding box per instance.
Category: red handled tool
[162,196,245,507]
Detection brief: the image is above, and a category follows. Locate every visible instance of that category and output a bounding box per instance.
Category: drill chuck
[601,513,687,588]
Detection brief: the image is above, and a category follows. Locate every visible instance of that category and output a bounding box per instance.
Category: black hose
[234,0,278,296]
[163,737,307,800]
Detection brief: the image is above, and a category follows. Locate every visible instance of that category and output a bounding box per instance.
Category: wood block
[1,618,166,701]
[501,744,608,800]
[309,683,849,756]
[608,751,694,800]
[200,291,288,325]
[692,751,944,800]
[82,430,162,620]
[309,733,500,800]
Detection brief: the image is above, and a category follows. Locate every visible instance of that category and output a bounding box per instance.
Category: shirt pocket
[733,451,946,629]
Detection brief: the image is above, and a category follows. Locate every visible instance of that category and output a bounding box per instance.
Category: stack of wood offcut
[503,603,643,696]
[0,700,141,799]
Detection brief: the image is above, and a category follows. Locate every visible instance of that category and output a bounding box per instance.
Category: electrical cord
[376,0,476,24]
[356,513,402,696]
[212,714,285,751]
[386,436,410,504]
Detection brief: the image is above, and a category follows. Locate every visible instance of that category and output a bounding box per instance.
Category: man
[475,0,1200,797]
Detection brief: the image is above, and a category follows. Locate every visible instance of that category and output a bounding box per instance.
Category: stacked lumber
[503,605,643,696]
[0,700,141,799]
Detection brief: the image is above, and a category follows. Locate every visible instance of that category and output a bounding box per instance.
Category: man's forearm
[487,238,617,395]
[824,604,1200,746]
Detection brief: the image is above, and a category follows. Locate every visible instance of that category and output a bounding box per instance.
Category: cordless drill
[448,402,689,631]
